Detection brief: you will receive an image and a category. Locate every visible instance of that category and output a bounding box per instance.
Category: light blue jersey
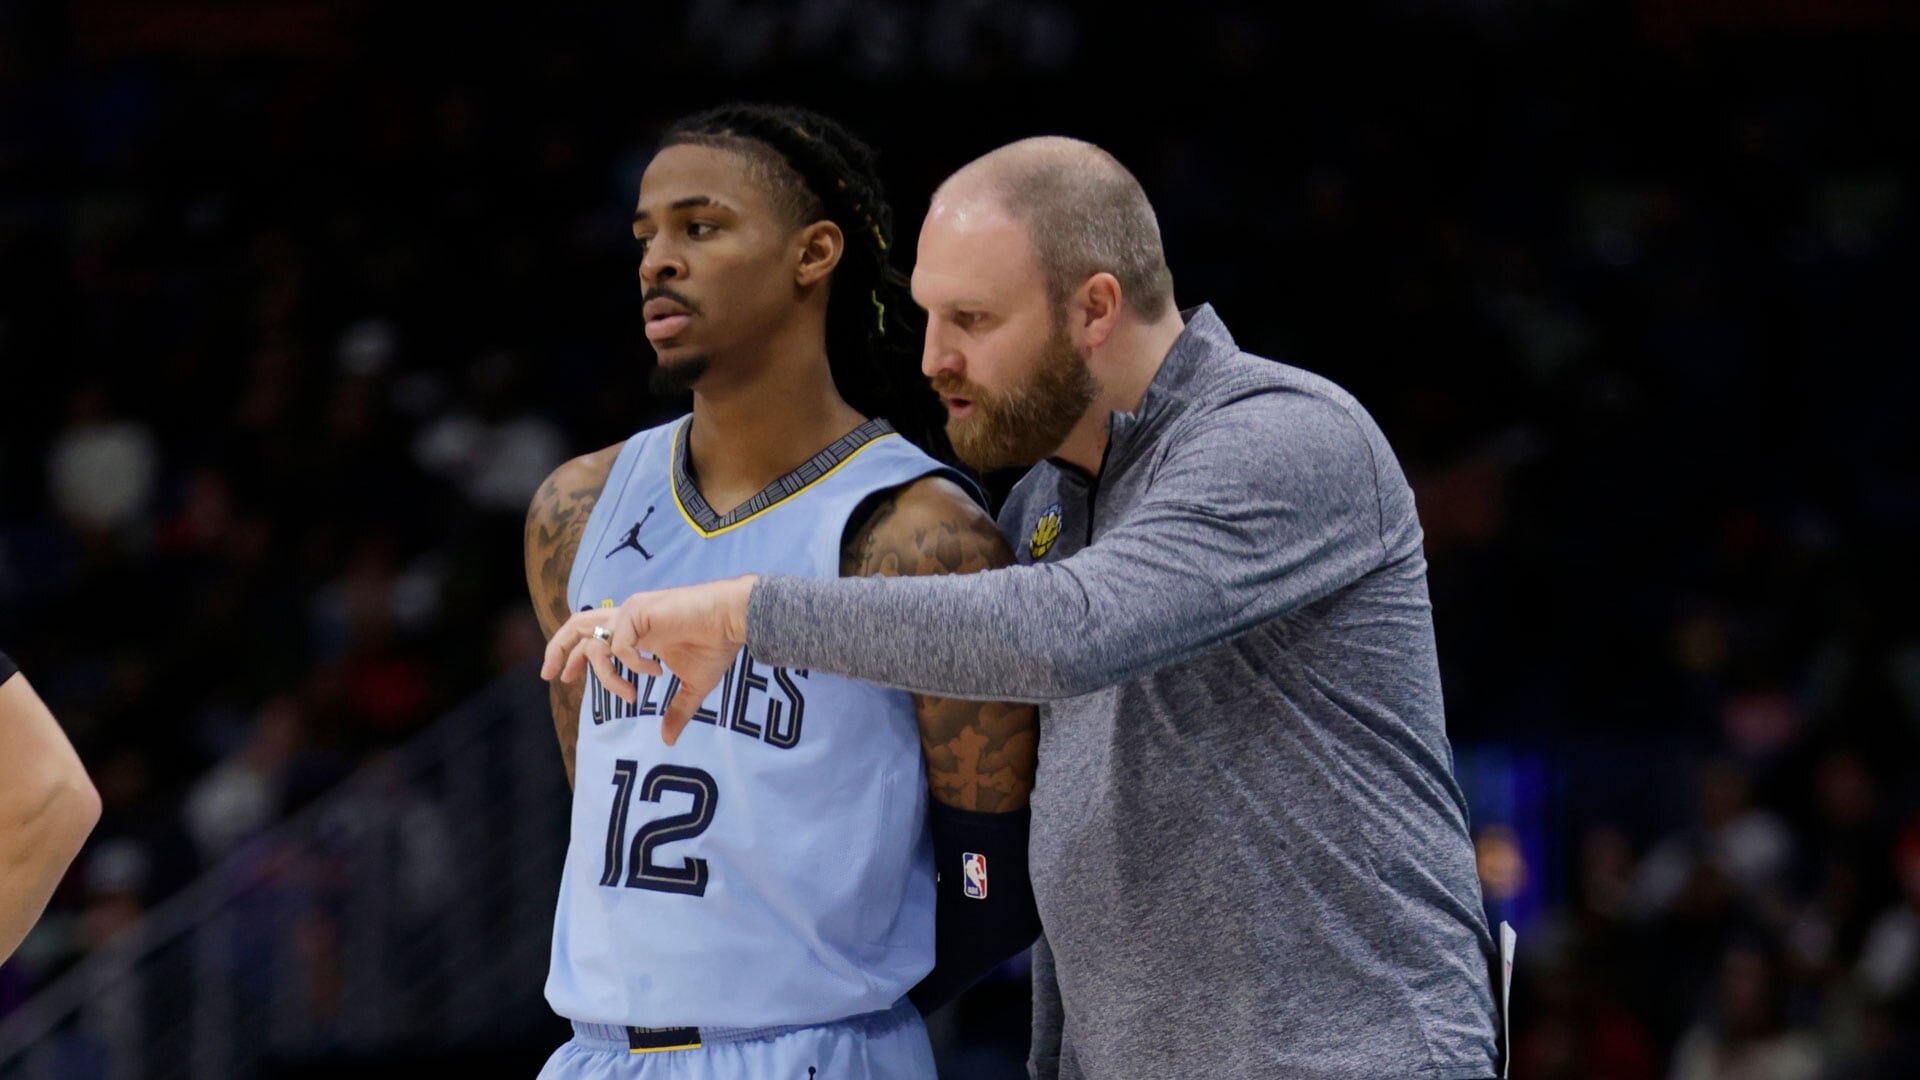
[546,416,950,1033]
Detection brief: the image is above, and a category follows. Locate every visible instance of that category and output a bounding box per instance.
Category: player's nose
[639,241,685,286]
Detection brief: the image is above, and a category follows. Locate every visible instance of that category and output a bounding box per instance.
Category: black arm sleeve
[907,803,1042,1016]
[0,649,16,687]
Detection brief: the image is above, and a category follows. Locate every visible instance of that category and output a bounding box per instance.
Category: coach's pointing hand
[540,575,758,746]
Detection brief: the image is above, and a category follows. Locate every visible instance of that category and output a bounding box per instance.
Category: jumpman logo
[606,506,656,560]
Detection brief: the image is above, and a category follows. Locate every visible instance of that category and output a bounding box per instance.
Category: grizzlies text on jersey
[546,417,952,1030]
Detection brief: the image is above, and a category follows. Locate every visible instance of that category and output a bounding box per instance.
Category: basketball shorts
[536,998,935,1079]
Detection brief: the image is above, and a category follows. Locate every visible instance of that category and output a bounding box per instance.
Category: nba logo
[962,853,988,899]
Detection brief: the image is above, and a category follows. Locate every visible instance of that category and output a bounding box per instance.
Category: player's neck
[686,344,865,518]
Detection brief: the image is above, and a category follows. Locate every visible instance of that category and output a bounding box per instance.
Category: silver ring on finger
[592,625,614,644]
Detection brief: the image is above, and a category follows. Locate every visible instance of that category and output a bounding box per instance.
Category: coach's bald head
[912,137,1186,474]
[932,137,1175,320]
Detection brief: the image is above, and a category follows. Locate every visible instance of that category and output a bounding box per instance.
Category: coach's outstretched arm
[545,386,1387,730]
[753,391,1384,702]
[0,652,101,964]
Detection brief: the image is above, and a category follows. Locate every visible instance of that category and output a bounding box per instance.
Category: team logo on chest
[588,644,810,751]
[1029,503,1063,560]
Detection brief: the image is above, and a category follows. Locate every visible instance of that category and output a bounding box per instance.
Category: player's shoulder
[884,473,990,525]
[527,415,684,521]
[525,439,631,633]
[531,441,624,520]
[858,473,995,544]
[844,473,1012,577]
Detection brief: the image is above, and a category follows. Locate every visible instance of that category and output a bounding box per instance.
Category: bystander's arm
[0,653,102,964]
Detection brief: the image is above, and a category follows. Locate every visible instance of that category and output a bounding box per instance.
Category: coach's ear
[1072,271,1123,350]
[796,221,845,287]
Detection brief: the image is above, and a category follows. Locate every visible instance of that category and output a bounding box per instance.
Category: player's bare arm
[836,475,1044,1015]
[840,475,1037,813]
[523,445,621,789]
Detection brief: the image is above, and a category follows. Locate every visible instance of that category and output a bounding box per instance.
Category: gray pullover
[748,306,1499,1078]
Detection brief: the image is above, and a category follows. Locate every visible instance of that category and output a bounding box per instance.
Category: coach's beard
[938,319,1098,473]
[650,354,711,399]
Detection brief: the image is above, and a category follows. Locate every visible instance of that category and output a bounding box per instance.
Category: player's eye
[635,234,654,254]
[955,310,986,328]
[687,221,718,238]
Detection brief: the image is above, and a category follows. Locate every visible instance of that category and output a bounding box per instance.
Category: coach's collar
[1102,303,1235,464]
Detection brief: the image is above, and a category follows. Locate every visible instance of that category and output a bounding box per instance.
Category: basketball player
[0,649,101,963]
[521,106,1039,1078]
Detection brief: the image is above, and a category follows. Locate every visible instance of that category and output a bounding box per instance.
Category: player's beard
[649,354,711,399]
[936,315,1099,473]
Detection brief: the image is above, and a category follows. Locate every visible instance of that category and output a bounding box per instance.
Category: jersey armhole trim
[566,430,655,612]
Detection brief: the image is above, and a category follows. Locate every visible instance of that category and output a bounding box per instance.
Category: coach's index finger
[660,678,711,747]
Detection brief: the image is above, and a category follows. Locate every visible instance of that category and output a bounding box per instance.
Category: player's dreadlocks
[661,104,954,467]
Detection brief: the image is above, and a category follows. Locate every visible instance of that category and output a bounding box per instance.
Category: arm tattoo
[843,483,1038,813]
[911,695,1039,813]
[524,465,609,790]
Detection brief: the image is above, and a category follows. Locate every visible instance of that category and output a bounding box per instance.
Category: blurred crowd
[2,2,1917,1076]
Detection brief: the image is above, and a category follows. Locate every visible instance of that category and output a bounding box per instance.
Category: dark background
[3,1,1918,1076]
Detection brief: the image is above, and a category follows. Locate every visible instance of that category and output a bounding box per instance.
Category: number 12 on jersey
[599,761,718,896]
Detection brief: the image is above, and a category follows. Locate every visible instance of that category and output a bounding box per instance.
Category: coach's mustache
[929,373,985,399]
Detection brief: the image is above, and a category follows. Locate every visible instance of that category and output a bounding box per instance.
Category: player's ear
[795,220,845,288]
[1074,272,1124,349]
